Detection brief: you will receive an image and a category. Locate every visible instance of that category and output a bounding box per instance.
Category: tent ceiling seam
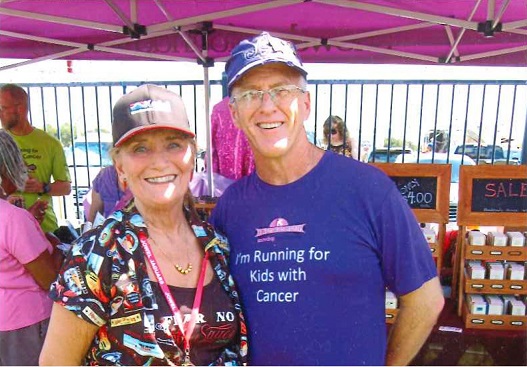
[444,0,482,64]
[0,7,122,33]
[148,0,301,34]
[317,0,477,30]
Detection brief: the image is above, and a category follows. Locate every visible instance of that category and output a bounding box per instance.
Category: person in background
[210,32,444,366]
[211,96,255,181]
[323,115,358,159]
[40,84,248,366]
[0,130,60,366]
[0,83,71,234]
[86,165,128,223]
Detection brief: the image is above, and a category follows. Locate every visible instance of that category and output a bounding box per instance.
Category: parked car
[503,148,522,164]
[395,152,476,222]
[453,144,515,164]
[368,147,413,163]
[65,140,113,167]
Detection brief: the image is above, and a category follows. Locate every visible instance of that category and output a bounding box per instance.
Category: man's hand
[24,177,44,194]
[28,199,48,223]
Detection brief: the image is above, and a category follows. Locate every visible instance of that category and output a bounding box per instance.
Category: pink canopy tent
[1,0,526,68]
[1,0,525,194]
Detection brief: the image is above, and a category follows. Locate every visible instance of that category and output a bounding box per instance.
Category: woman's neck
[136,199,187,234]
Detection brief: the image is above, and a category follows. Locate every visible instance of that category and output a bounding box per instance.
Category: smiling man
[209,32,444,366]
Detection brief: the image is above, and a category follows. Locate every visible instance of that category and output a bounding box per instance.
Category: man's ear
[302,90,311,121]
[228,100,241,129]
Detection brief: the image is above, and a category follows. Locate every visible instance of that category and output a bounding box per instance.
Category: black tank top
[150,275,239,365]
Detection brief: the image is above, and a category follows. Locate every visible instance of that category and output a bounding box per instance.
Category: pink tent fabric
[0,0,525,68]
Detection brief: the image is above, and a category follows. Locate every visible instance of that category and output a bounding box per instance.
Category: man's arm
[24,178,71,196]
[385,276,444,365]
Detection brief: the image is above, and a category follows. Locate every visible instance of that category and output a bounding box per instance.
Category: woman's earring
[122,177,127,191]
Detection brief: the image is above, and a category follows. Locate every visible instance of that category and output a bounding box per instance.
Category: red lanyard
[140,236,209,365]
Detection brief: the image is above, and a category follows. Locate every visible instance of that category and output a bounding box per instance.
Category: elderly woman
[0,130,58,366]
[322,115,358,159]
[40,85,248,366]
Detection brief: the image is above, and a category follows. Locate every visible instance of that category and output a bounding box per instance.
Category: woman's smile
[145,174,177,184]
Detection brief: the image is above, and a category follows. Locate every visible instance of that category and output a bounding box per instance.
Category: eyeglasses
[331,128,338,135]
[231,85,306,108]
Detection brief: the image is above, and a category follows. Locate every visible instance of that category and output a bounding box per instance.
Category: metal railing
[15,79,527,224]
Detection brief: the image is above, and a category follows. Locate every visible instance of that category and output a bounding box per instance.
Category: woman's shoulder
[75,208,144,254]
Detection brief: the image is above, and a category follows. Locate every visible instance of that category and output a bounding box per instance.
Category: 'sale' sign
[471,178,527,213]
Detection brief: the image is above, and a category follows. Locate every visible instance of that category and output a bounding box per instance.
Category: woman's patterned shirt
[49,202,248,366]
[328,143,353,158]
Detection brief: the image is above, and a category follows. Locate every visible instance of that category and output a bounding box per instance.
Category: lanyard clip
[182,348,193,366]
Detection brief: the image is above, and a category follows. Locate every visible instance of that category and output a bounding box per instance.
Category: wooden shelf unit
[462,302,527,330]
[455,165,527,330]
[371,163,451,273]
[372,163,451,323]
[464,270,527,295]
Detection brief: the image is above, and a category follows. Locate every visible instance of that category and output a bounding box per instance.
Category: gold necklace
[174,262,193,275]
[149,237,193,275]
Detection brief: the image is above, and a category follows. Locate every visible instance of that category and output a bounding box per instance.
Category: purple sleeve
[92,166,113,193]
[377,186,438,296]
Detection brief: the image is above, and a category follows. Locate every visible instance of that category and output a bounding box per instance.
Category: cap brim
[228,59,308,92]
[114,125,195,147]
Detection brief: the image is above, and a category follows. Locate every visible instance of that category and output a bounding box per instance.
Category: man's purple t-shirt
[210,151,437,365]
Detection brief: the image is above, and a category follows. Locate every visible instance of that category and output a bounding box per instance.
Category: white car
[395,152,476,222]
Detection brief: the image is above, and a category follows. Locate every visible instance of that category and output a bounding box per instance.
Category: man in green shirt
[0,83,71,233]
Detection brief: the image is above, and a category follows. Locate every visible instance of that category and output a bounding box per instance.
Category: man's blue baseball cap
[225,32,308,94]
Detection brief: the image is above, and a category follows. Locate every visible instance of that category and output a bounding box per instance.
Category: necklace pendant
[174,262,193,275]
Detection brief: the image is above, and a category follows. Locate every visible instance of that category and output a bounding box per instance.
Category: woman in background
[0,130,58,366]
[87,164,129,223]
[323,115,358,159]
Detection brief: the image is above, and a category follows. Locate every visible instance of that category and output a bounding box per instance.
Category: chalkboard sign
[471,178,527,213]
[457,165,527,226]
[370,163,451,224]
[390,176,438,210]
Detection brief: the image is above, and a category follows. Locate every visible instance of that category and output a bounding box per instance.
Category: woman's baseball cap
[225,32,308,94]
[112,84,195,147]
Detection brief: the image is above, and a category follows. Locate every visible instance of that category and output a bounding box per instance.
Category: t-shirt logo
[255,217,306,237]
